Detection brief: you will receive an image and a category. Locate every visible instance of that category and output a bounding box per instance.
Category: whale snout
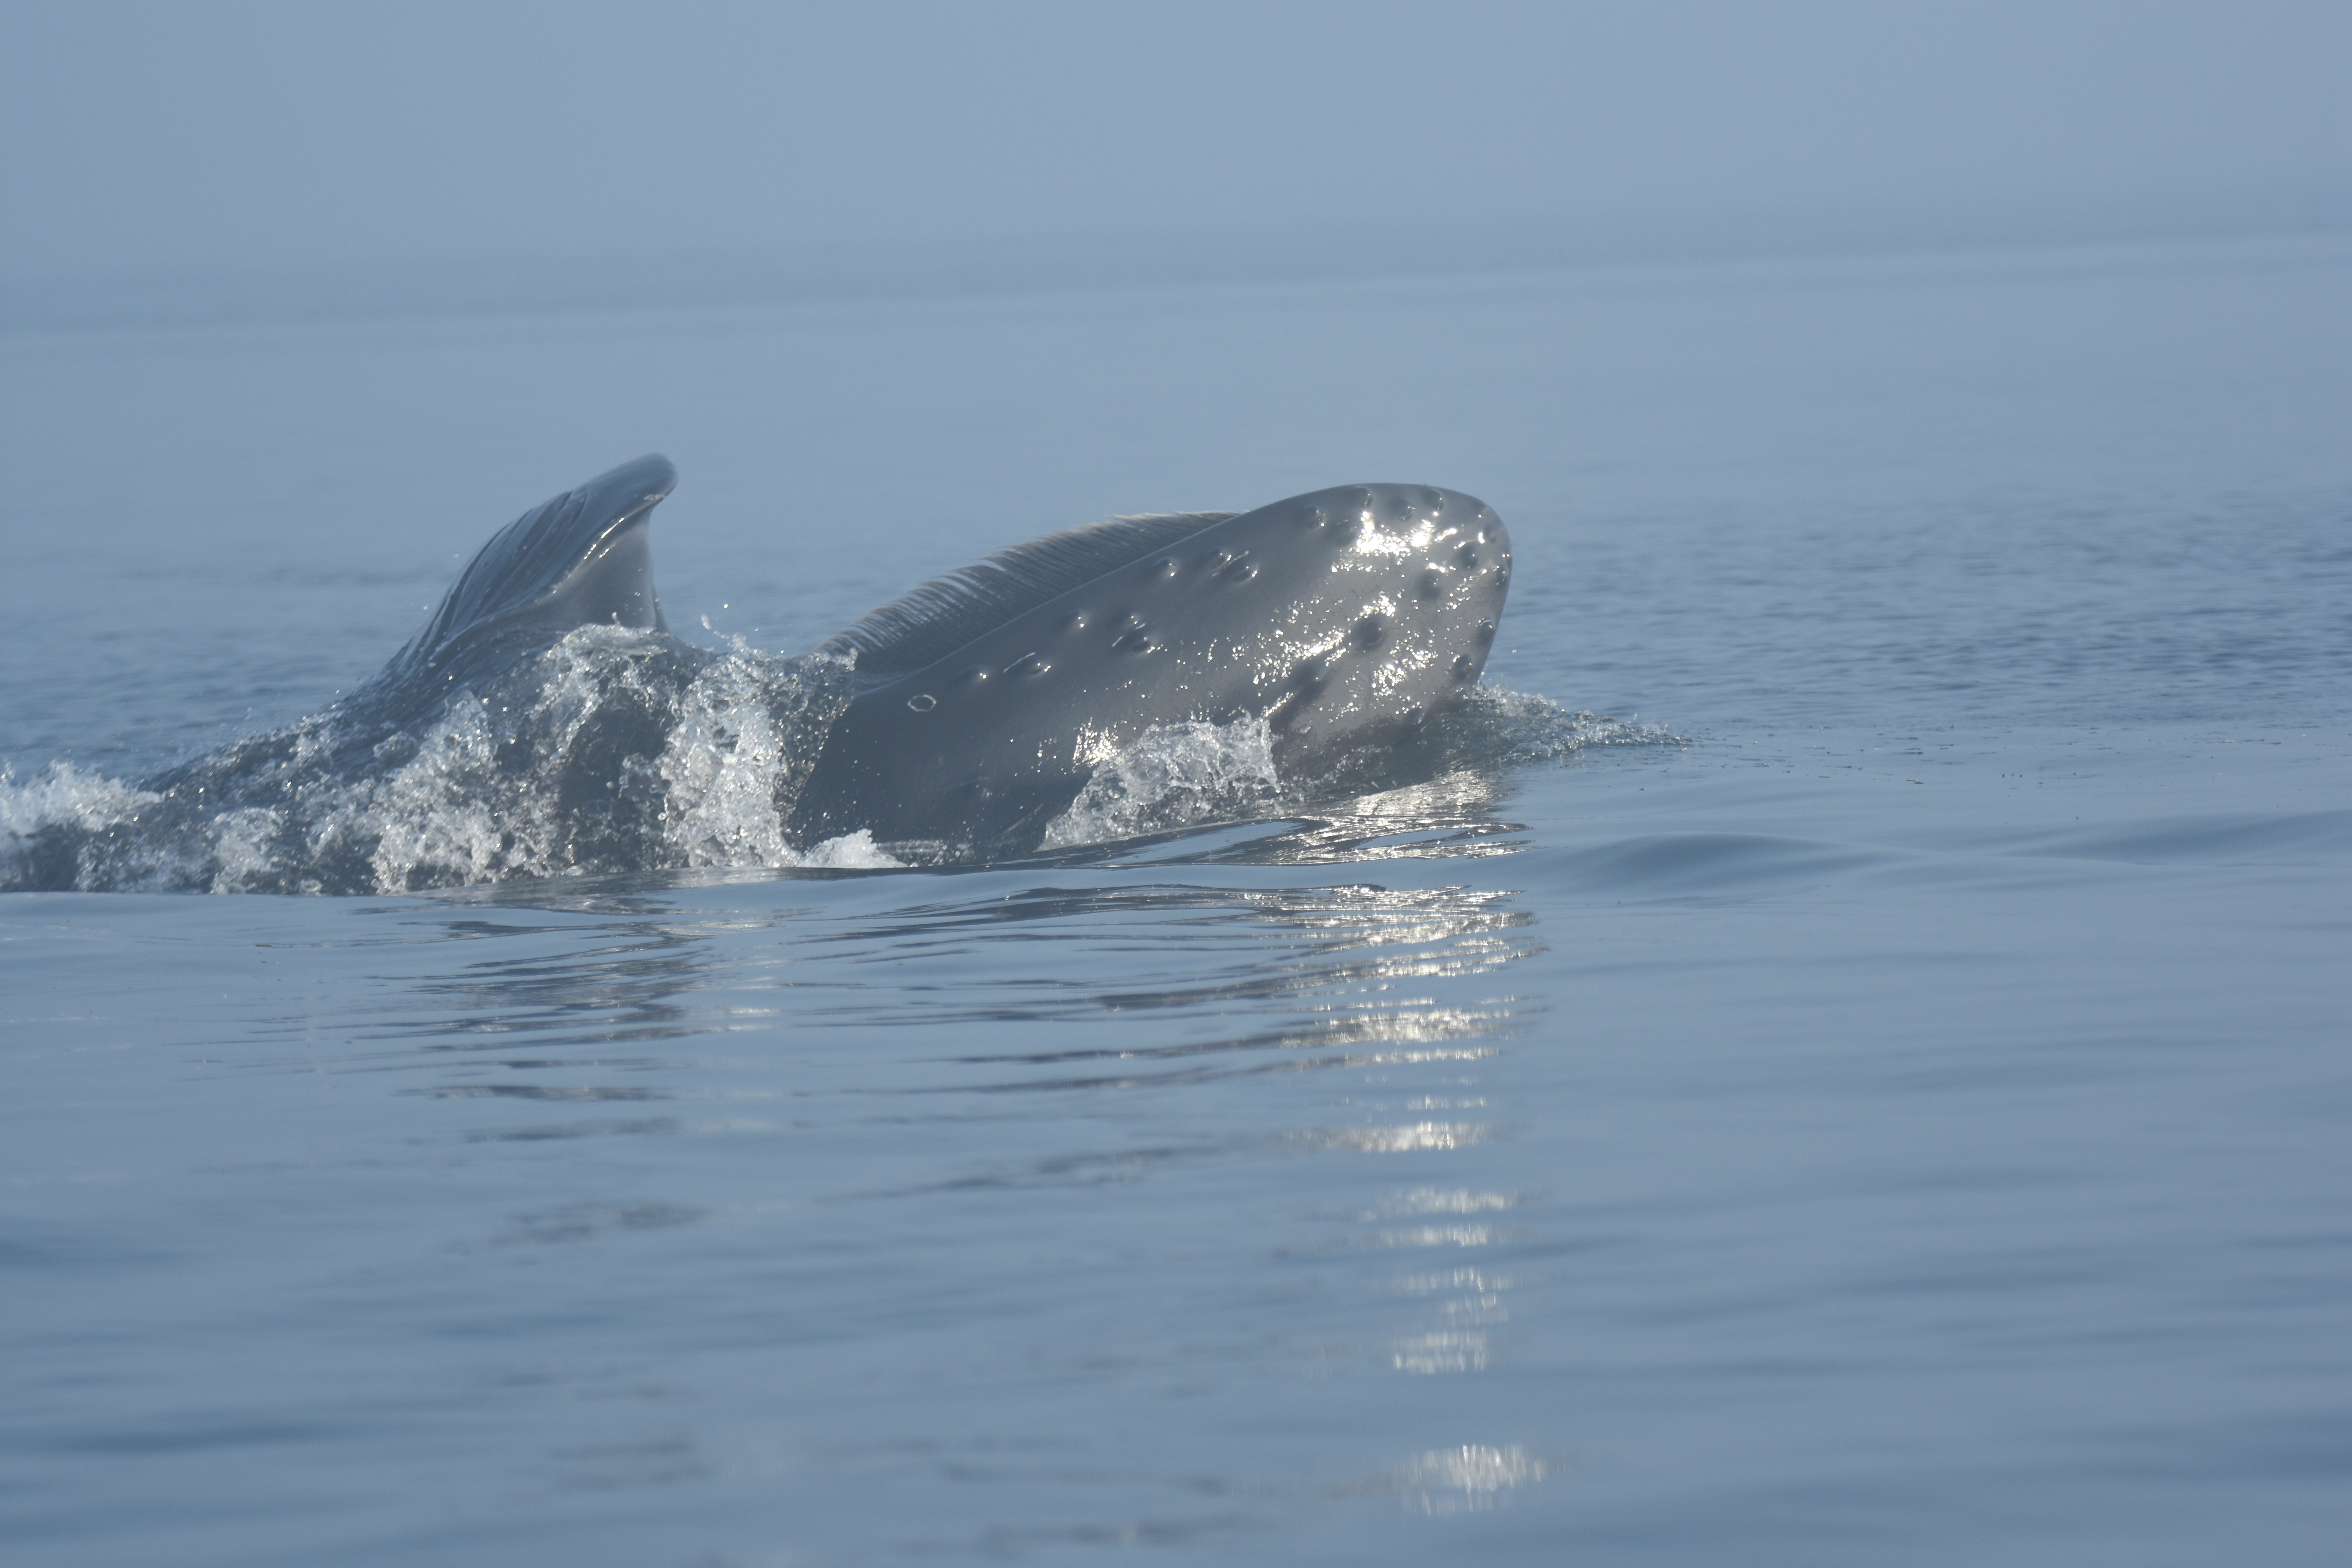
[1258,481,1512,739]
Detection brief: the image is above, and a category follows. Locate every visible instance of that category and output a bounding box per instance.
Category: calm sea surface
[4,232,2348,1563]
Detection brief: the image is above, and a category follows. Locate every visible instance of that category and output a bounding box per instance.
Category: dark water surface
[4,234,2348,1563]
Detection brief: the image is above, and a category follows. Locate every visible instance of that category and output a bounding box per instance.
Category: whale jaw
[787,484,1512,857]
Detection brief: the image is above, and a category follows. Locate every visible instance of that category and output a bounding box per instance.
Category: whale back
[819,511,1236,677]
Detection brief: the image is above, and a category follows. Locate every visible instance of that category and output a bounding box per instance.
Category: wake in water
[1,628,1662,894]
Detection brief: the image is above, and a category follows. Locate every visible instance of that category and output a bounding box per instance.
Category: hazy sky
[4,1,2345,279]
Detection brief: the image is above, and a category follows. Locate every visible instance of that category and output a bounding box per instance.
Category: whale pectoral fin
[389,454,677,679]
[818,510,1236,675]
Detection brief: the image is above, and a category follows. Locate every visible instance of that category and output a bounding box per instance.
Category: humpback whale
[5,455,1512,891]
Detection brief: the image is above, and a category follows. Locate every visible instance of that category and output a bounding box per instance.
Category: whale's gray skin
[789,484,1512,850]
[5,456,1510,891]
[363,453,677,733]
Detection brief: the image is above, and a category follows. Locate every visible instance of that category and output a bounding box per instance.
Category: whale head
[789,483,1512,853]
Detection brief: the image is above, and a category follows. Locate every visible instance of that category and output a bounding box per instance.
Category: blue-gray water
[4,232,2348,1563]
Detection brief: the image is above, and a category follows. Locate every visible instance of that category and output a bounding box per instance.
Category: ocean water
[4,231,2348,1563]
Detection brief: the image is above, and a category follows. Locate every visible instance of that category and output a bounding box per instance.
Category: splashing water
[1039,713,1282,849]
[3,652,1671,896]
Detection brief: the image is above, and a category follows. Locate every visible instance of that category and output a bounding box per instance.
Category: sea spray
[4,671,1668,893]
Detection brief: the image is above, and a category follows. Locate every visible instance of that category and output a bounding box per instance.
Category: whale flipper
[819,511,1236,677]
[359,454,677,723]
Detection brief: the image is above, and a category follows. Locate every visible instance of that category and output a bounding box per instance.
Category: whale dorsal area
[818,511,1238,678]
[381,454,677,688]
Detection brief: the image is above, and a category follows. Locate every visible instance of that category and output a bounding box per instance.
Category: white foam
[657,645,798,869]
[350,698,514,892]
[0,760,158,839]
[797,829,904,869]
[1040,713,1280,849]
[207,808,288,894]
[0,762,166,890]
[1443,683,1684,762]
[7,663,1675,893]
